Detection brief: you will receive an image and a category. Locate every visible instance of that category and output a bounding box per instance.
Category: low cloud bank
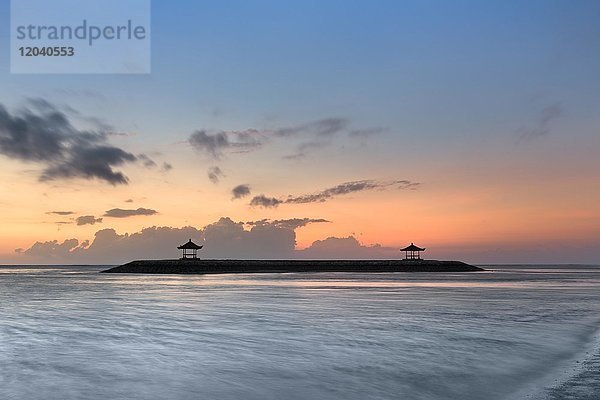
[14,217,395,264]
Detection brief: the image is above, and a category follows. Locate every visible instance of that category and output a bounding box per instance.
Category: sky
[0,0,599,264]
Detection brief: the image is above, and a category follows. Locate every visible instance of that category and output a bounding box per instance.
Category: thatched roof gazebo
[177,239,203,259]
[400,243,425,260]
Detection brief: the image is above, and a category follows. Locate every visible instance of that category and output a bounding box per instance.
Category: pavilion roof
[400,243,425,252]
[177,239,203,250]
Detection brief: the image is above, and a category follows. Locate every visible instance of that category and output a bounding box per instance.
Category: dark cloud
[103,208,158,218]
[250,195,283,208]
[40,145,136,184]
[161,162,173,172]
[189,130,228,158]
[0,100,142,185]
[125,199,134,203]
[137,154,157,168]
[189,129,262,159]
[232,184,251,199]
[250,180,420,207]
[518,104,563,141]
[47,211,74,216]
[246,218,330,230]
[76,215,103,226]
[207,166,224,184]
[230,129,263,151]
[286,180,417,204]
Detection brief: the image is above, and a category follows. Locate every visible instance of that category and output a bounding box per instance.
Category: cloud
[137,154,157,168]
[283,140,327,160]
[14,217,394,264]
[161,162,173,172]
[0,100,142,185]
[207,166,224,184]
[40,145,137,184]
[103,208,158,218]
[15,238,86,260]
[298,236,397,259]
[188,118,385,160]
[189,129,263,159]
[349,127,385,138]
[246,218,330,230]
[76,215,103,226]
[189,130,228,158]
[232,184,251,199]
[250,195,283,208]
[125,199,134,203]
[518,104,563,140]
[277,118,349,159]
[275,118,348,137]
[250,180,420,207]
[47,211,74,216]
[286,180,418,204]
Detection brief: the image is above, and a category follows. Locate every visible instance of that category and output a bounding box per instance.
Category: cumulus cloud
[47,211,74,216]
[518,104,563,141]
[14,216,393,264]
[231,184,251,199]
[103,208,158,218]
[207,166,224,184]
[15,238,87,260]
[250,180,419,208]
[298,236,397,259]
[76,215,103,226]
[0,100,144,185]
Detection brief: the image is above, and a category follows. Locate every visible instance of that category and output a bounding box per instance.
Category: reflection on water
[0,265,599,400]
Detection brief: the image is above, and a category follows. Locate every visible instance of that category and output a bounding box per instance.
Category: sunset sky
[1,0,599,263]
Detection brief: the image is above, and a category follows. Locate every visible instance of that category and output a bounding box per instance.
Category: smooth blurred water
[1,265,599,400]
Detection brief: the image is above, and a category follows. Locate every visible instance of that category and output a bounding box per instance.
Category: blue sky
[1,0,600,263]
[2,0,599,143]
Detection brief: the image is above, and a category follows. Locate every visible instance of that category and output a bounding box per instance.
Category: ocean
[0,265,599,400]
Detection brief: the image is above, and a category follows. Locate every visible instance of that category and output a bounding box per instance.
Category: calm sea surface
[1,265,599,400]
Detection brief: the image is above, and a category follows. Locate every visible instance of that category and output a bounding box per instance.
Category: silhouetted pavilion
[177,239,203,259]
[401,243,425,260]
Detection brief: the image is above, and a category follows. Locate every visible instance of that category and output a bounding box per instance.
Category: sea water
[0,265,599,400]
